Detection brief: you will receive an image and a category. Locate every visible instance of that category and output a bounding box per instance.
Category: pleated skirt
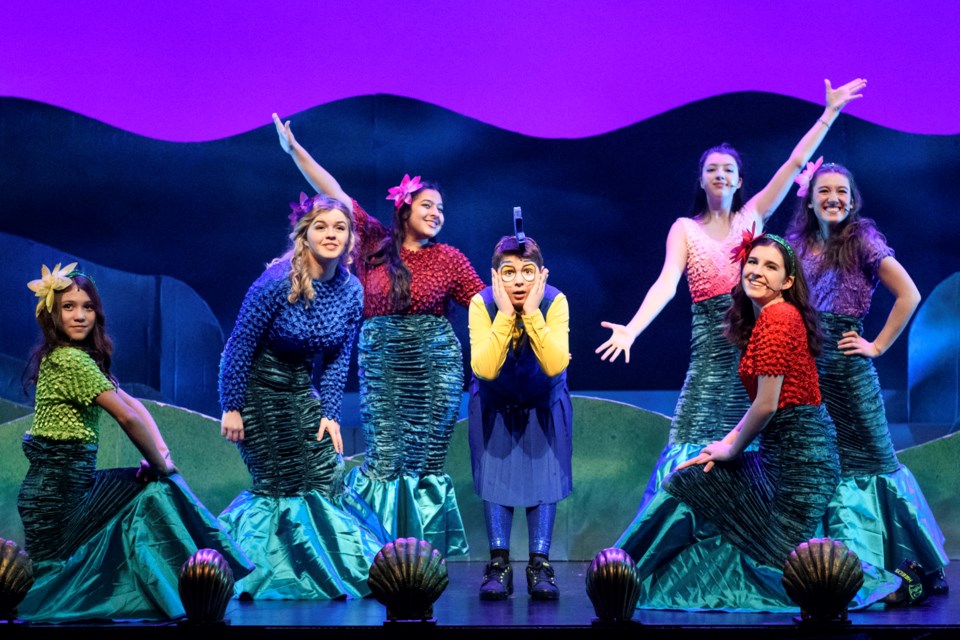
[818,313,949,573]
[348,314,469,557]
[219,350,390,599]
[17,436,254,622]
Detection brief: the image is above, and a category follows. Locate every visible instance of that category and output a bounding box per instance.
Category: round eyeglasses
[500,264,538,283]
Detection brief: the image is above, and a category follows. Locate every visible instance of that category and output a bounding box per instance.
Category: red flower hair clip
[729,221,759,266]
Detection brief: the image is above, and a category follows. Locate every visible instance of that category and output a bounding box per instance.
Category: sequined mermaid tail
[18,437,253,622]
[615,295,752,545]
[619,405,900,611]
[349,315,470,557]
[818,313,949,574]
[219,350,389,599]
[669,294,752,447]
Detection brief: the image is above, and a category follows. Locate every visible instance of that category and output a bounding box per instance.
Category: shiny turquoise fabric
[18,470,254,622]
[345,467,469,558]
[353,314,470,557]
[818,313,900,476]
[218,488,388,599]
[218,349,390,599]
[821,470,949,573]
[627,491,900,612]
[817,312,949,574]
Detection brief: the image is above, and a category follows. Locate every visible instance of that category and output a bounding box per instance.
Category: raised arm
[595,218,687,363]
[273,113,353,211]
[838,256,921,358]
[747,78,867,221]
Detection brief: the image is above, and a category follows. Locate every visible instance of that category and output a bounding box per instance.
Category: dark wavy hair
[785,162,885,273]
[23,274,115,392]
[723,237,822,356]
[690,143,745,218]
[490,235,544,269]
[365,180,443,313]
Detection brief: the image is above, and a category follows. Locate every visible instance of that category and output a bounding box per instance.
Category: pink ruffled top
[679,209,760,303]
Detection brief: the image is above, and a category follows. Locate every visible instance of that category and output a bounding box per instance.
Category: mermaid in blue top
[217,194,389,600]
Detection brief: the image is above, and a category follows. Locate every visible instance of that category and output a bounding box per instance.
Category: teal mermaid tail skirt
[822,469,949,574]
[669,294,751,446]
[344,467,469,558]
[818,313,949,573]
[18,437,253,622]
[218,350,390,599]
[627,492,900,612]
[350,315,469,557]
[218,488,388,600]
[818,313,900,476]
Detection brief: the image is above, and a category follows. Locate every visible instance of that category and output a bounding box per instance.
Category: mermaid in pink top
[595,79,868,524]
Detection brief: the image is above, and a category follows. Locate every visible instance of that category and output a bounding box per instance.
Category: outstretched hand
[273,112,297,154]
[825,78,867,113]
[595,322,636,363]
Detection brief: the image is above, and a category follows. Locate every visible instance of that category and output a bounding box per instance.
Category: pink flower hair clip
[386,174,423,208]
[794,156,824,197]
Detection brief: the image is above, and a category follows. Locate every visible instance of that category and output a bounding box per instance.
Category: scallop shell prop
[585,547,641,622]
[782,538,864,623]
[367,538,449,621]
[178,548,235,624]
[0,538,35,621]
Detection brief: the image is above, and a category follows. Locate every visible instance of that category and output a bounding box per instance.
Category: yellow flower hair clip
[27,262,78,317]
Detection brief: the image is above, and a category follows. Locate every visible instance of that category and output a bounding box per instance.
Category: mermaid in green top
[17,262,252,623]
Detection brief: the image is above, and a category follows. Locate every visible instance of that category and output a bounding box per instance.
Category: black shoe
[928,568,949,596]
[480,560,513,600]
[526,558,559,600]
[884,559,929,607]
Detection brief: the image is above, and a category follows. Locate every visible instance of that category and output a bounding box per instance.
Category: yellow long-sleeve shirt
[468,291,570,381]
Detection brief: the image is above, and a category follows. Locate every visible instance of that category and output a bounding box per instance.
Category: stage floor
[6,560,957,639]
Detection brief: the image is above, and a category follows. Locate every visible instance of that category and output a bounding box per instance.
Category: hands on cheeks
[490,269,516,317]
[522,267,548,316]
[318,418,343,455]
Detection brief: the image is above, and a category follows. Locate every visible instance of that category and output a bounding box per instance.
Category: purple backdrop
[3,1,958,141]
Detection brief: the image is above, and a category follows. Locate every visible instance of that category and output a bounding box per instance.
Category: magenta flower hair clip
[386,174,423,208]
[288,192,313,227]
[794,156,824,197]
[729,222,758,266]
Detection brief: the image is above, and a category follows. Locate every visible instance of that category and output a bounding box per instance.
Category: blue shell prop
[782,538,864,623]
[178,548,235,624]
[0,538,34,621]
[585,547,641,622]
[367,538,449,621]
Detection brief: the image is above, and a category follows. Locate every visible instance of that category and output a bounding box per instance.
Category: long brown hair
[365,180,443,313]
[24,274,115,391]
[785,162,885,273]
[723,237,822,356]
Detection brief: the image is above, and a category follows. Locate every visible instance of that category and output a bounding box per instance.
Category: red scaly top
[352,200,484,319]
[739,302,821,409]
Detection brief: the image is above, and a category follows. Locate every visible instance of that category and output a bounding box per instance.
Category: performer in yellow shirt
[467,232,571,601]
